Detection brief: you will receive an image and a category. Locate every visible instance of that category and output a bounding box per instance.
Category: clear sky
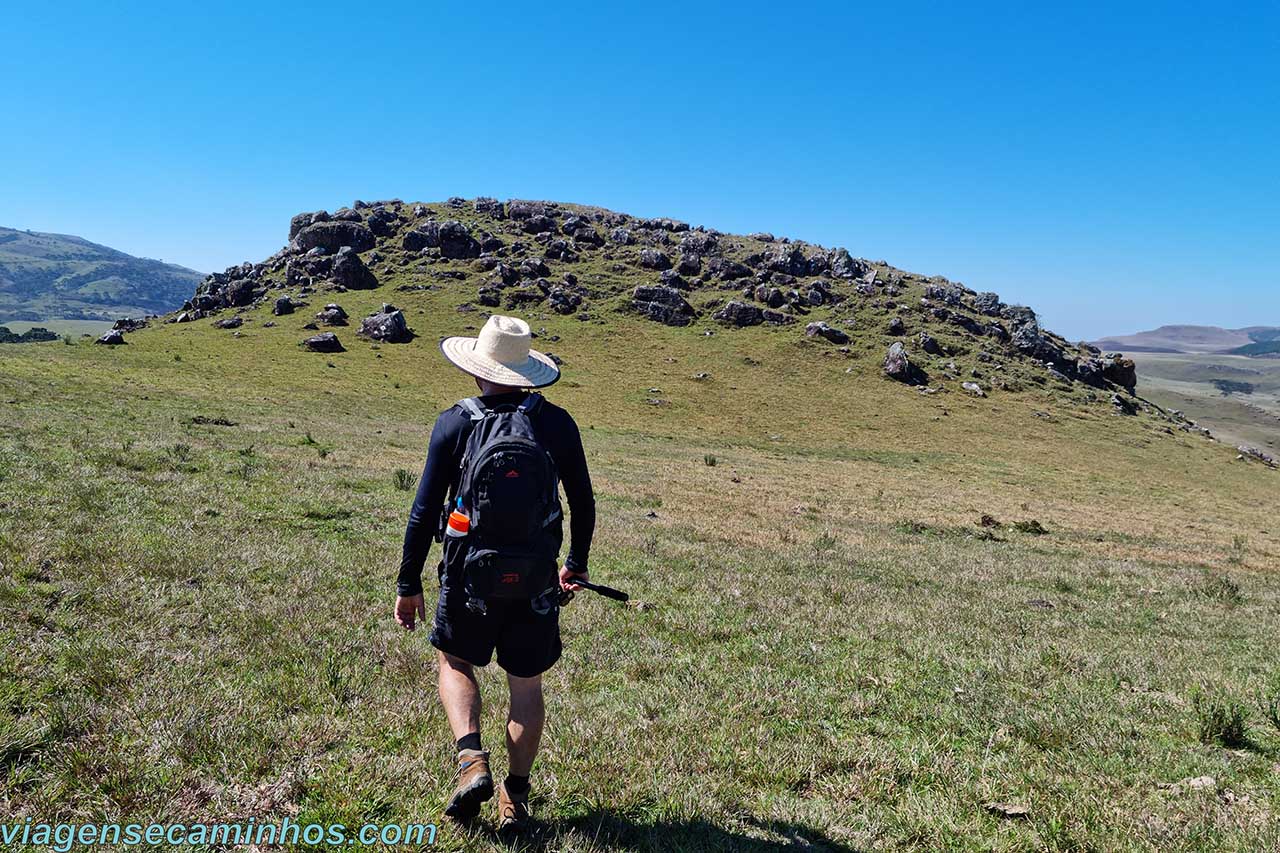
[2,1,1276,340]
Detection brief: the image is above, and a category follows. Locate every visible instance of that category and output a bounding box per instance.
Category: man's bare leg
[439,651,492,821]
[506,673,545,776]
[438,651,481,739]
[498,672,543,830]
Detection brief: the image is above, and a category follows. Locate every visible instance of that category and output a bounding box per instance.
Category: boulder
[96,329,126,345]
[919,332,942,354]
[761,309,795,325]
[289,210,328,240]
[474,197,505,218]
[522,214,559,235]
[829,248,868,279]
[437,220,481,259]
[291,221,375,254]
[888,316,905,336]
[302,332,345,353]
[1111,393,1137,415]
[403,221,440,252]
[805,321,849,344]
[883,341,924,384]
[632,286,694,326]
[639,248,672,270]
[330,250,378,290]
[609,227,635,245]
[113,317,148,332]
[679,231,719,255]
[764,245,808,276]
[975,291,1003,316]
[214,316,244,329]
[366,207,400,237]
[358,305,413,343]
[273,296,296,316]
[316,304,348,326]
[713,300,763,326]
[548,286,583,315]
[1102,354,1137,391]
[962,381,987,397]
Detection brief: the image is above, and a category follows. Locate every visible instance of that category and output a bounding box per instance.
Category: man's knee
[507,672,542,699]
[440,651,476,678]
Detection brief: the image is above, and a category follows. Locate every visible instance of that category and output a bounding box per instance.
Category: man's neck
[475,379,524,396]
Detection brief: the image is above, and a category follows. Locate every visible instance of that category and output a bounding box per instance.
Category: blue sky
[2,1,1276,340]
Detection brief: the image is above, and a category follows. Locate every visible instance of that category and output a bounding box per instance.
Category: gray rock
[713,300,764,326]
[632,286,694,326]
[919,332,942,354]
[639,248,672,270]
[888,316,905,335]
[438,220,481,259]
[805,321,849,344]
[273,296,296,316]
[291,221,375,254]
[302,332,345,353]
[883,341,923,384]
[316,304,348,326]
[358,307,413,343]
[96,329,126,345]
[962,381,986,397]
[214,316,244,329]
[330,250,378,290]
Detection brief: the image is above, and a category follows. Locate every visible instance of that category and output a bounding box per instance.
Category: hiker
[394,314,595,832]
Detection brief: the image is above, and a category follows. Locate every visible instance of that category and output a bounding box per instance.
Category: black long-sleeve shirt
[397,391,595,597]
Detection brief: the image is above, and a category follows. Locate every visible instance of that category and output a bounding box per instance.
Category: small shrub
[812,531,838,554]
[1195,694,1249,747]
[703,454,717,467]
[1260,687,1280,735]
[317,447,329,460]
[62,335,74,345]
[166,443,192,465]
[301,432,317,446]
[1011,519,1048,535]
[393,469,418,491]
[1197,572,1243,606]
[1228,535,1247,566]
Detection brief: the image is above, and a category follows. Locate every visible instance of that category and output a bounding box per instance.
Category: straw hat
[440,315,560,388]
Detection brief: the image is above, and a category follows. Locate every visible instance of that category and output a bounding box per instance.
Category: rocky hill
[116,196,1226,440]
[0,227,203,322]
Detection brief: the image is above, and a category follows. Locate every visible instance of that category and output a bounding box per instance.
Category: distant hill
[1093,324,1280,354]
[0,227,203,321]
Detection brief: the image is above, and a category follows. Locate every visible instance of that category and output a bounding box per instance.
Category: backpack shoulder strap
[517,393,544,415]
[457,397,486,422]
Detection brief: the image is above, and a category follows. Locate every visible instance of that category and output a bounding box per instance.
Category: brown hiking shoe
[497,781,532,833]
[444,749,493,823]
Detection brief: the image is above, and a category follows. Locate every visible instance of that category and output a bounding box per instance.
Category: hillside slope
[0,227,203,321]
[138,197,1191,427]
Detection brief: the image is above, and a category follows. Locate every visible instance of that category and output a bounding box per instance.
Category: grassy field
[0,318,114,338]
[2,277,1279,851]
[1131,353,1280,451]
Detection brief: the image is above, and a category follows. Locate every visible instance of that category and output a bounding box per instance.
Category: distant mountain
[0,228,203,321]
[1093,324,1280,354]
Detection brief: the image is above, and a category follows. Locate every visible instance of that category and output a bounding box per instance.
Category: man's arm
[554,412,595,582]
[397,411,460,598]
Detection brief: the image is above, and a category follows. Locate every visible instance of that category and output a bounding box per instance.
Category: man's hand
[395,594,427,631]
[559,565,588,592]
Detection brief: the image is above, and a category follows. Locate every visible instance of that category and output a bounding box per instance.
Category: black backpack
[444,394,563,611]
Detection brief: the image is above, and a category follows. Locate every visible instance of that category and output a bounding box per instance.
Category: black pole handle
[571,578,629,602]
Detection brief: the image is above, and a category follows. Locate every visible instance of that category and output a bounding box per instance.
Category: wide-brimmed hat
[440,315,560,388]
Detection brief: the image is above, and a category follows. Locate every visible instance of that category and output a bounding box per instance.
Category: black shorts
[429,583,562,678]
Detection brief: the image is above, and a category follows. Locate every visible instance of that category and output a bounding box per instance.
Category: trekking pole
[567,578,629,602]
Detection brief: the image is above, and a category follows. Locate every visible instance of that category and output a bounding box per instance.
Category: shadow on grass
[483,811,860,852]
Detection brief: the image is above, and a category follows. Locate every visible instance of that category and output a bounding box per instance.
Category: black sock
[456,732,482,753]
[504,774,530,796]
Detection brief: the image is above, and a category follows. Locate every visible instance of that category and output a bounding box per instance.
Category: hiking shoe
[444,749,493,823]
[496,781,532,833]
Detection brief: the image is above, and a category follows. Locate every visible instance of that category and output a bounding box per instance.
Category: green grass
[1,209,1279,850]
